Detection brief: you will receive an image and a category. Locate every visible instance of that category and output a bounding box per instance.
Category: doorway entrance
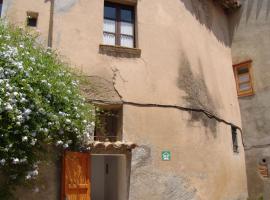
[91,155,127,200]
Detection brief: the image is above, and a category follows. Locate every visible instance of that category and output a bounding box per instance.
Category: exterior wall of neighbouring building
[2,0,248,199]
[230,0,270,199]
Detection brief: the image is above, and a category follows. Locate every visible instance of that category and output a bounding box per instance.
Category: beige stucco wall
[3,0,248,199]
[2,0,51,45]
[230,0,270,199]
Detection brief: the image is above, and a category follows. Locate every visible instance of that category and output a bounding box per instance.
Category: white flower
[56,140,63,146]
[20,158,27,163]
[5,103,13,111]
[31,170,38,176]
[30,57,35,62]
[24,108,32,116]
[59,111,66,116]
[30,139,37,146]
[17,115,23,122]
[5,35,11,40]
[65,119,71,124]
[32,170,38,176]
[0,159,6,165]
[25,175,31,180]
[22,136,28,142]
[38,108,45,113]
[63,144,69,148]
[12,158,19,164]
[26,169,39,180]
[20,97,27,103]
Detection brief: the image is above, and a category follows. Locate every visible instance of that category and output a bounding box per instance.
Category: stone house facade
[231,0,270,199]
[1,0,248,199]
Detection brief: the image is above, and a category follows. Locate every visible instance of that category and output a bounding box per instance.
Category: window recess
[233,60,254,97]
[27,11,38,27]
[94,106,123,142]
[231,126,239,153]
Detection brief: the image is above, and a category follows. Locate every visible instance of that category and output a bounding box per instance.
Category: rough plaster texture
[14,151,61,200]
[230,0,270,199]
[2,0,51,45]
[54,0,78,13]
[124,105,247,200]
[4,0,248,199]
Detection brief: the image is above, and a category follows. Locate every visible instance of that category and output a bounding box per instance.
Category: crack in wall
[177,53,218,134]
[111,67,124,100]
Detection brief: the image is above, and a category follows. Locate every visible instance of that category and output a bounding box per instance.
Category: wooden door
[62,151,91,200]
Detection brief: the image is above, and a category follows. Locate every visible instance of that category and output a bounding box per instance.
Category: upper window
[233,60,254,97]
[27,11,38,27]
[103,2,135,48]
[0,0,3,17]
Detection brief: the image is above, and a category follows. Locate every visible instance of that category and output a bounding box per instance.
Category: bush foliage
[0,23,95,198]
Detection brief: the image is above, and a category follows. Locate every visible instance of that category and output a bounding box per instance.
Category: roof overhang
[85,141,138,154]
[216,0,241,9]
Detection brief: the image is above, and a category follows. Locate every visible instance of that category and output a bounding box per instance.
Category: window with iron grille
[103,1,135,48]
[231,126,238,153]
[94,107,122,142]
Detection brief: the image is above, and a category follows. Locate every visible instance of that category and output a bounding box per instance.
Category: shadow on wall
[243,0,270,21]
[180,0,270,47]
[177,52,217,135]
[180,0,231,47]
[229,0,270,44]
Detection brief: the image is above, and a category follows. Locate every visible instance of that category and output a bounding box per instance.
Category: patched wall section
[14,150,61,200]
[130,145,198,200]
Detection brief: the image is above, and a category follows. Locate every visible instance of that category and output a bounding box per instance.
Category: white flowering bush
[0,23,95,198]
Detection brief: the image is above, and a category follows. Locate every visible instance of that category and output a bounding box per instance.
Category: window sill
[99,44,141,58]
[238,92,255,98]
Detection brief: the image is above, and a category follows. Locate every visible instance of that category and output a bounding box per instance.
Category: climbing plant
[0,22,95,198]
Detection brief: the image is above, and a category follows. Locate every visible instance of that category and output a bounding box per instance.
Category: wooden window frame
[233,60,254,97]
[103,1,136,48]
